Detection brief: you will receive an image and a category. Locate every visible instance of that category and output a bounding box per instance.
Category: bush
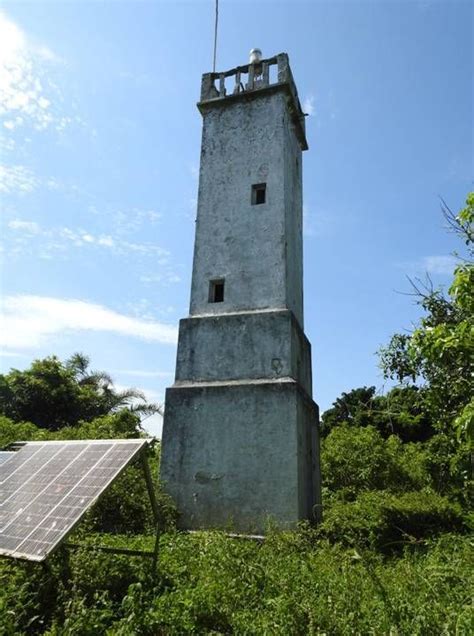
[321,424,430,501]
[320,490,464,549]
[0,415,49,448]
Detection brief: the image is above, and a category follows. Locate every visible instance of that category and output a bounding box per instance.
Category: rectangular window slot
[251,183,266,205]
[209,279,225,303]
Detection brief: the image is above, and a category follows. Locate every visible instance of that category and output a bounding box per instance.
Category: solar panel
[0,452,15,465]
[0,439,148,561]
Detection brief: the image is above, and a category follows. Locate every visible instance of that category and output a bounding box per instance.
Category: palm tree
[66,353,163,419]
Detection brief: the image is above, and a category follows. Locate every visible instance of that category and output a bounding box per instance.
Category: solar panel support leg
[140,450,161,572]
[141,451,160,525]
[151,524,161,573]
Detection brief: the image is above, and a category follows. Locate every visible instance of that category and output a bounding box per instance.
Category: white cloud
[111,382,164,438]
[421,255,458,275]
[7,219,40,233]
[0,295,178,350]
[0,164,39,193]
[0,350,28,358]
[0,10,63,132]
[140,272,181,285]
[111,208,162,235]
[302,95,315,116]
[4,219,169,259]
[0,135,15,152]
[397,255,459,277]
[97,236,114,247]
[113,369,173,379]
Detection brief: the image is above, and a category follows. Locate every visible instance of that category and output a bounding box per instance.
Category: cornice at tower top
[198,52,308,151]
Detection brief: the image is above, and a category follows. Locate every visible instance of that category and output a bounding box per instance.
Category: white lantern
[249,48,262,64]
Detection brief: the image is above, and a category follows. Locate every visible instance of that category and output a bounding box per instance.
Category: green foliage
[321,385,434,442]
[380,194,473,442]
[0,412,140,447]
[320,490,463,549]
[0,532,472,634]
[0,415,49,448]
[321,386,377,433]
[321,425,430,501]
[52,411,141,441]
[0,353,160,430]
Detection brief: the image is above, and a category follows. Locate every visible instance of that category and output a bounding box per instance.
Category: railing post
[248,64,255,90]
[200,73,217,101]
[276,53,289,83]
[219,73,226,97]
[233,70,241,94]
[262,62,269,86]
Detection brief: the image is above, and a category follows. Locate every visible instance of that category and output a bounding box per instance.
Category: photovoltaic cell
[0,439,148,561]
[0,453,14,465]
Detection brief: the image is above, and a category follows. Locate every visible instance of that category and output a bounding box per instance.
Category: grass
[1,529,472,635]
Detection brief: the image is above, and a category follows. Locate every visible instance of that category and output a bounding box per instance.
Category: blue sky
[0,1,472,437]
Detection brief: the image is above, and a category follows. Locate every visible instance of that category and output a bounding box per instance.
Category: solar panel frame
[0,439,149,562]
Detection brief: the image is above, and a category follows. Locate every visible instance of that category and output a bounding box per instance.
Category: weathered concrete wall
[190,91,304,326]
[174,309,312,395]
[160,380,318,533]
[284,104,304,329]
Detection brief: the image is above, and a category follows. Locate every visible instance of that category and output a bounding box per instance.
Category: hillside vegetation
[0,195,472,634]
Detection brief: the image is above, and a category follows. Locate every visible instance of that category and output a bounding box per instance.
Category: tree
[321,385,433,442]
[0,353,162,431]
[379,193,473,443]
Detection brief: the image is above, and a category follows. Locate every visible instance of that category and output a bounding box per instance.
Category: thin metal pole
[141,451,160,525]
[151,524,161,573]
[212,0,219,72]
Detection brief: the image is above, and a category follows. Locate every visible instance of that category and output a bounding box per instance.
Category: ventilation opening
[251,183,266,205]
[209,279,225,303]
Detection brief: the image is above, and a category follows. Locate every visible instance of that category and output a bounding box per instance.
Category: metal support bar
[141,451,160,525]
[65,543,155,558]
[141,449,161,572]
[151,524,161,572]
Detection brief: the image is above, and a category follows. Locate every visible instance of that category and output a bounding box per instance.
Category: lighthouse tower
[160,51,321,533]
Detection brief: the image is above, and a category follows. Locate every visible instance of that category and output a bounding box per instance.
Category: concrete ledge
[174,309,313,395]
[198,82,308,151]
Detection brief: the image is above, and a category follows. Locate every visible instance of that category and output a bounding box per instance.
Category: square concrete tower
[160,52,321,533]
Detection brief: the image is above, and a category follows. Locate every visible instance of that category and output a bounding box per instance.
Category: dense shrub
[321,386,434,442]
[320,490,464,549]
[321,424,430,500]
[0,414,49,447]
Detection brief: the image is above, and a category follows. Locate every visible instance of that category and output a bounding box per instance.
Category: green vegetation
[1,531,472,635]
[0,195,472,634]
[0,352,161,431]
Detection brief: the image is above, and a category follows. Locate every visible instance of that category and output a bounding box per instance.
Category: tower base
[160,379,321,534]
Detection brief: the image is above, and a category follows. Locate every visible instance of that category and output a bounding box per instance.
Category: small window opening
[209,279,225,303]
[251,183,266,205]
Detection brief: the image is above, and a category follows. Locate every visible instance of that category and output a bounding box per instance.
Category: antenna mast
[212,0,219,72]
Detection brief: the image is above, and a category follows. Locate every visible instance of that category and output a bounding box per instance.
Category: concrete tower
[160,52,321,533]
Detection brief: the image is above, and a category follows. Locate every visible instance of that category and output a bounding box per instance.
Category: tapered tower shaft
[160,53,321,533]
